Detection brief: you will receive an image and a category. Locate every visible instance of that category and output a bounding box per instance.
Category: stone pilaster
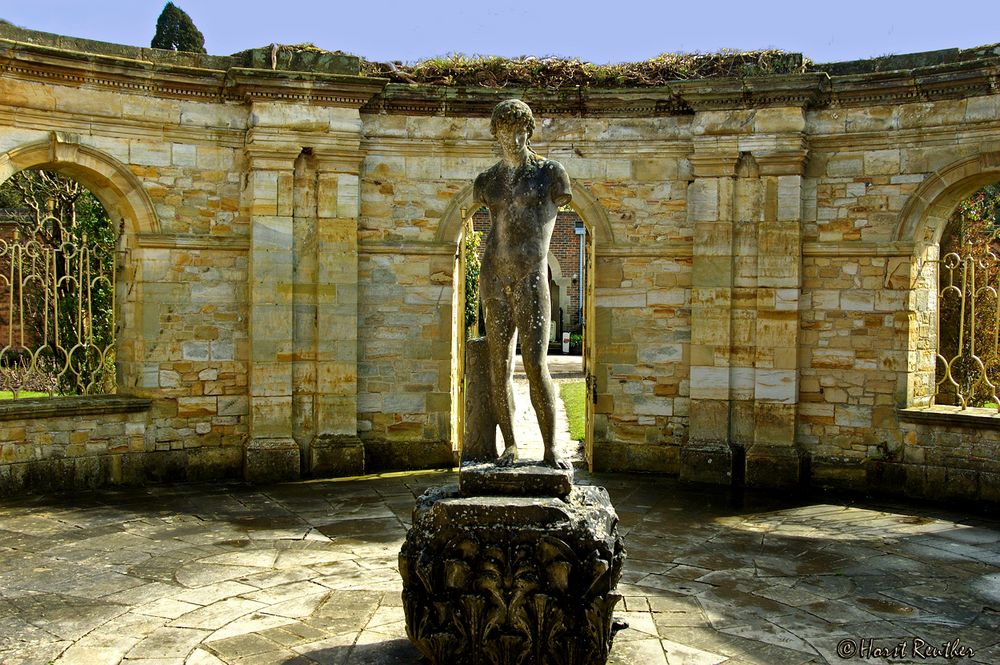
[745,145,808,488]
[310,155,363,475]
[681,137,739,484]
[245,145,301,482]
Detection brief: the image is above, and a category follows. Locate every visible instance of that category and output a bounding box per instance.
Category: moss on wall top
[360,51,808,88]
[2,18,998,94]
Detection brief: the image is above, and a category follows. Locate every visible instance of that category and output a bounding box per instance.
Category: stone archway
[896,152,1000,408]
[436,180,615,247]
[0,135,162,395]
[0,135,161,236]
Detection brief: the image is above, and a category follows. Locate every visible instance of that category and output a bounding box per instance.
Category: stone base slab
[459,461,573,498]
[244,437,300,483]
[745,444,802,489]
[591,441,679,474]
[679,445,734,485]
[310,434,365,477]
[363,439,456,471]
[400,483,626,665]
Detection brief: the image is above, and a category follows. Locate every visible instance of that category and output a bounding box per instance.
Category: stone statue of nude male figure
[471,99,572,470]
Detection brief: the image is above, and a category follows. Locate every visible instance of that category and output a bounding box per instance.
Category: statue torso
[475,156,571,281]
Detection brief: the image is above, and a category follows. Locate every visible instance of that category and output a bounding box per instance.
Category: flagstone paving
[2,360,999,664]
[1,471,999,664]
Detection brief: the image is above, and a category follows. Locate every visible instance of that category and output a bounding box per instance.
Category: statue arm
[549,162,572,207]
[472,172,487,208]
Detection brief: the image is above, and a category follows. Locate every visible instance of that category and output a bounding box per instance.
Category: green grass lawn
[559,381,586,441]
[0,391,51,400]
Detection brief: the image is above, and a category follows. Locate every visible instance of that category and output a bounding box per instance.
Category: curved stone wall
[2,24,999,501]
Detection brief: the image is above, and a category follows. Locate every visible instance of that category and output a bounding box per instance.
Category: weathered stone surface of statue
[464,98,572,469]
[401,100,626,665]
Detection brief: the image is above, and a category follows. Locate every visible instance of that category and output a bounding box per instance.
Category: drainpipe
[574,222,585,327]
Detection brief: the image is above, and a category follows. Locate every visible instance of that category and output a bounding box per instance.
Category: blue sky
[1,1,997,65]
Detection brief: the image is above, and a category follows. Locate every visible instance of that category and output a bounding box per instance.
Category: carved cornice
[0,38,387,108]
[0,40,225,100]
[360,84,690,117]
[224,68,386,108]
[673,74,828,111]
[2,33,999,117]
[827,61,998,107]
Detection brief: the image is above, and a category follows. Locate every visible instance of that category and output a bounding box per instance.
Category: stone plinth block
[244,437,300,483]
[400,483,626,665]
[460,462,573,498]
[310,434,364,477]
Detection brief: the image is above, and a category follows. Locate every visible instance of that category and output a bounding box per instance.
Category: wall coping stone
[898,405,1000,428]
[0,20,360,74]
[0,395,152,422]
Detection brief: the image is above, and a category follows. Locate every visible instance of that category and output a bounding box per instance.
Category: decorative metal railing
[0,208,116,398]
[935,249,1000,410]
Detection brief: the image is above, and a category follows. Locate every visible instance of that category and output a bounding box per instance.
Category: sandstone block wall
[2,26,1000,501]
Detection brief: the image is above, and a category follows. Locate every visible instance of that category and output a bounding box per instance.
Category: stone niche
[399,464,626,665]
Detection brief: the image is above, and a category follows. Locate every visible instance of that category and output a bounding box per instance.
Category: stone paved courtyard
[2,358,999,664]
[1,469,999,665]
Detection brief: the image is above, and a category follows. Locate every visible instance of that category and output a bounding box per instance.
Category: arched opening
[0,137,159,399]
[897,153,1000,410]
[441,182,610,461]
[934,182,1000,410]
[0,169,117,397]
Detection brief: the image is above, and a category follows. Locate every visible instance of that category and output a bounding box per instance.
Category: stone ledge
[898,405,1000,427]
[459,462,573,498]
[0,394,152,422]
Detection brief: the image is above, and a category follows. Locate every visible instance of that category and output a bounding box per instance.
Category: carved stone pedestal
[399,466,626,665]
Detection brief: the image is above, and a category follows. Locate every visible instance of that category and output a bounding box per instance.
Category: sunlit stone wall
[1,24,999,501]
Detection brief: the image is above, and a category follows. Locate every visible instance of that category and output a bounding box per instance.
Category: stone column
[745,143,808,488]
[245,146,301,482]
[681,137,739,484]
[310,155,363,475]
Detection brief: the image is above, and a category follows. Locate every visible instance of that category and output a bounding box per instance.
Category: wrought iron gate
[0,203,116,398]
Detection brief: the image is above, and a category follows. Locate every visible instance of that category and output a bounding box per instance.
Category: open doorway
[449,204,594,463]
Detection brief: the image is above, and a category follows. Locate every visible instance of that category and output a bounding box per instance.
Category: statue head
[490,99,535,140]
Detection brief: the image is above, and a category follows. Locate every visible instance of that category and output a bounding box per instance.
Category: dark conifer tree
[151,3,206,53]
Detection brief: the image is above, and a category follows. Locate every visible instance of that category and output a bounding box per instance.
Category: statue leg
[514,272,565,469]
[483,295,518,465]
